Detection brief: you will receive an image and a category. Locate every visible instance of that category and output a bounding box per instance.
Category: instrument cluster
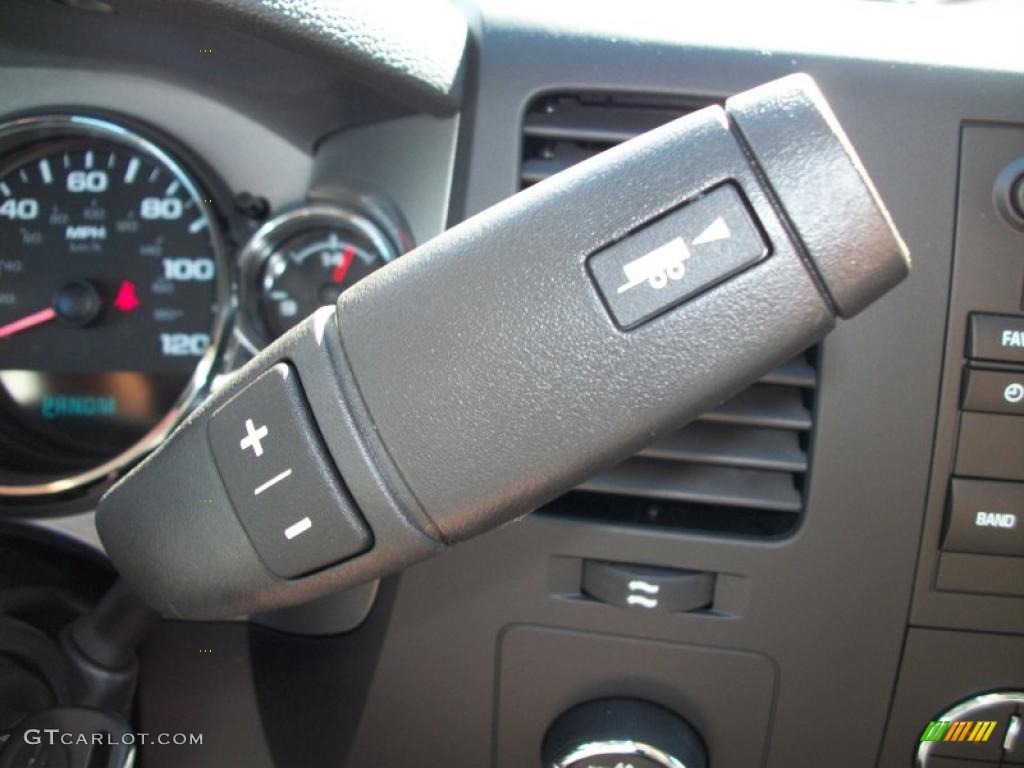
[0,112,406,507]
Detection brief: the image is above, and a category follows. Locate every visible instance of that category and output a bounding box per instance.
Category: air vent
[521,92,717,188]
[522,91,818,538]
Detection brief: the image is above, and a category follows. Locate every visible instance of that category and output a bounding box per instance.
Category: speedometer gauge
[0,115,232,499]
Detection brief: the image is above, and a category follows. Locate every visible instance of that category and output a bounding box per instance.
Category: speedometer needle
[0,307,57,340]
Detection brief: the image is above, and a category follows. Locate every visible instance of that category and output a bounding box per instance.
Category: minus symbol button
[284,516,312,540]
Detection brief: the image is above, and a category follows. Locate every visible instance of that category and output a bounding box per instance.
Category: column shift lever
[97,74,910,619]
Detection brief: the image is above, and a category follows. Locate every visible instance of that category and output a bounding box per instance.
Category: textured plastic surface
[207,363,371,578]
[185,0,467,114]
[336,74,905,543]
[726,74,910,318]
[338,13,1013,766]
[97,309,442,619]
[4,0,1022,766]
[249,580,379,636]
[97,75,908,619]
[285,12,1021,768]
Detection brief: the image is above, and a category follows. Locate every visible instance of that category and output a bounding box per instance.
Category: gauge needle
[0,307,57,340]
[331,246,357,284]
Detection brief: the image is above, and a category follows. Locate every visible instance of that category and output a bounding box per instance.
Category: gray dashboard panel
[310,112,460,247]
[170,0,468,114]
[340,5,1024,768]
[496,626,777,767]
[909,122,1024,636]
[1,1,1022,766]
[0,0,466,146]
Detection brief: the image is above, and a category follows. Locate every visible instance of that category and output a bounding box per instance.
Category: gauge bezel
[237,203,400,350]
[0,113,236,500]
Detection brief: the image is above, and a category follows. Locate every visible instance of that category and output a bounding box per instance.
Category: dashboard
[0,1,1022,767]
[0,110,412,501]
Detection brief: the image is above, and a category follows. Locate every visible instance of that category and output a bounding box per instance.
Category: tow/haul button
[943,478,1024,558]
[207,363,371,578]
[587,183,768,330]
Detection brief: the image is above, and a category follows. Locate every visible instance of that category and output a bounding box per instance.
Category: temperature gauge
[241,205,402,342]
[260,228,391,337]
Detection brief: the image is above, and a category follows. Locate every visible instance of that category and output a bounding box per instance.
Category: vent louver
[522,91,817,537]
[521,92,718,188]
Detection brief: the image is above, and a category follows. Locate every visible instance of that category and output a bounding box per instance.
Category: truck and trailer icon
[616,237,690,294]
[615,215,731,294]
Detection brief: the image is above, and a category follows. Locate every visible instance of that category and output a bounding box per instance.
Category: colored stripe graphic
[945,721,972,741]
[920,720,998,743]
[920,722,950,742]
[970,722,997,742]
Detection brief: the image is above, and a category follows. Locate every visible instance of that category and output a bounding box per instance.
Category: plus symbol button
[240,418,269,457]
